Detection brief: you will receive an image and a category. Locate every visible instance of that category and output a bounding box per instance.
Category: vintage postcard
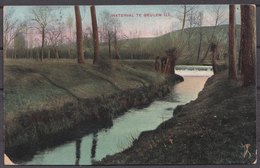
[2,4,257,165]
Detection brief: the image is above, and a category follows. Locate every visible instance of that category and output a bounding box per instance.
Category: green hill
[103,24,241,65]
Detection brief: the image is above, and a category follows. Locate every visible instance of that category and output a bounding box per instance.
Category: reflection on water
[75,139,81,165]
[91,132,98,163]
[20,67,212,165]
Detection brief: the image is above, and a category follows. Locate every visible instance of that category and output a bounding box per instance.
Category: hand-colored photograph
[3,4,256,165]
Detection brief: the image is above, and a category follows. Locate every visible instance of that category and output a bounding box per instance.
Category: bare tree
[31,7,53,61]
[66,14,74,40]
[186,7,200,50]
[228,5,237,80]
[127,30,142,59]
[74,5,84,64]
[210,43,217,75]
[240,5,256,86]
[3,7,18,59]
[177,5,195,31]
[66,14,74,59]
[47,25,64,59]
[111,18,126,60]
[99,10,114,59]
[90,5,100,64]
[201,5,227,62]
[20,22,30,58]
[196,11,204,62]
[13,24,27,59]
[99,10,122,59]
[46,10,65,59]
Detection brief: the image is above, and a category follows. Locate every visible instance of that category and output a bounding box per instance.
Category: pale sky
[5,5,240,41]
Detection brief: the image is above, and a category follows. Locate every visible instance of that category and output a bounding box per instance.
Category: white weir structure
[175,65,213,77]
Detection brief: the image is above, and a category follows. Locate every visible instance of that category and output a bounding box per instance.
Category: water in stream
[19,66,213,165]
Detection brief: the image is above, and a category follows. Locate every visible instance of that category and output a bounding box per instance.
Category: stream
[18,65,213,165]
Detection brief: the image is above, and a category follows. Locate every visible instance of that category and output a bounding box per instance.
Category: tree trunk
[14,49,17,59]
[229,5,237,80]
[55,48,59,59]
[37,50,40,60]
[200,26,217,62]
[68,48,72,59]
[197,32,202,62]
[90,5,100,64]
[181,5,186,31]
[3,48,7,59]
[114,30,120,61]
[210,43,217,75]
[75,139,81,165]
[108,31,111,59]
[48,49,50,59]
[74,5,84,64]
[212,49,217,75]
[240,5,256,86]
[41,28,45,61]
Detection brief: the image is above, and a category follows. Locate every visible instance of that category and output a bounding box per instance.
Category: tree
[46,10,65,59]
[164,48,177,75]
[112,19,124,60]
[3,7,18,59]
[177,5,195,31]
[90,5,100,64]
[31,7,53,61]
[228,5,237,80]
[74,5,84,64]
[47,11,65,59]
[186,7,200,51]
[83,26,94,57]
[14,31,26,50]
[66,14,74,40]
[99,10,115,59]
[19,22,30,58]
[99,10,122,60]
[66,14,74,59]
[201,6,226,62]
[47,25,64,59]
[240,5,256,86]
[210,43,217,75]
[196,11,204,62]
[127,30,142,59]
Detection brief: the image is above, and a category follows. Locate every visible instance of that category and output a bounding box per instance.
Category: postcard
[2,4,257,165]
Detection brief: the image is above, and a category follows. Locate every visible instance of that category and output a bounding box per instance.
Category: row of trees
[4,5,231,63]
[227,5,255,86]
[3,6,124,62]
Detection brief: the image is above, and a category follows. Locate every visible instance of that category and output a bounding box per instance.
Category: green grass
[4,59,165,115]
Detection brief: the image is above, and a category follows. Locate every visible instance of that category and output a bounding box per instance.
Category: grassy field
[4,59,164,114]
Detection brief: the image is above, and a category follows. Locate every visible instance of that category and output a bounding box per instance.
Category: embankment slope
[99,71,256,164]
[4,59,183,159]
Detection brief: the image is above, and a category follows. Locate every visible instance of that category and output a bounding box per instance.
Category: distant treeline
[6,25,240,64]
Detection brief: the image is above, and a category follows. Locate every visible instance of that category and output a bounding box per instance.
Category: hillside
[108,25,241,64]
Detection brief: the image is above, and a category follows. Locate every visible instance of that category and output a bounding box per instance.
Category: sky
[5,5,241,43]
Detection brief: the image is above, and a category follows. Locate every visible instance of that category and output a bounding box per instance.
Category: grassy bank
[4,59,183,159]
[99,71,256,164]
